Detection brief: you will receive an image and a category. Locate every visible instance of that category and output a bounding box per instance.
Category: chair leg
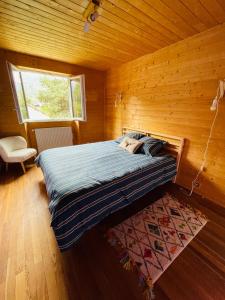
[21,162,26,174]
[5,162,8,172]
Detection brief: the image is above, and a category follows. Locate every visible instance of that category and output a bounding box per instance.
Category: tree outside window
[8,63,86,123]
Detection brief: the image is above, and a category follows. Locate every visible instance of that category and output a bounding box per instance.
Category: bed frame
[122,127,185,183]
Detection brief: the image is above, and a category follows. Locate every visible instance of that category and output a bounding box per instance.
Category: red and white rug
[107,193,207,298]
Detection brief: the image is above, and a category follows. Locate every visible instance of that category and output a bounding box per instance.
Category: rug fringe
[123,257,133,271]
[106,194,207,300]
[143,287,155,300]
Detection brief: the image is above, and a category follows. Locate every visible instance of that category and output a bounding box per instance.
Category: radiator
[34,127,73,153]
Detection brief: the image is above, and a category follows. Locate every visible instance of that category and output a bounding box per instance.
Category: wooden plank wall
[0,49,105,146]
[104,23,225,208]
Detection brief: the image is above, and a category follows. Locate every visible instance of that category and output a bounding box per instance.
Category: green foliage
[18,88,29,120]
[37,76,70,119]
[72,80,82,118]
[14,78,28,120]
[13,70,84,121]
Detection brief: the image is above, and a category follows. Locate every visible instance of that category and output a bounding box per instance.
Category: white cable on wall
[189,80,225,197]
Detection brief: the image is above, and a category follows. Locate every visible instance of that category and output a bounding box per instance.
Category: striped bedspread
[36,141,177,251]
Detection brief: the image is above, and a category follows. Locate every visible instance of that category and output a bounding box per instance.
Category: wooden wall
[105,23,225,208]
[0,49,105,146]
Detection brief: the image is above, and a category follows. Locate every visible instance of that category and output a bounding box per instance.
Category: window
[7,63,86,122]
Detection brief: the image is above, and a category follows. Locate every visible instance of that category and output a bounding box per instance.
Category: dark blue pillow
[139,136,167,156]
[115,131,145,143]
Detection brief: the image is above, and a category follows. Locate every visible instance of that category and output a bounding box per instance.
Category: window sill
[23,118,86,123]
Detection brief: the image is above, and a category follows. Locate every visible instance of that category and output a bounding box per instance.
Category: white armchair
[0,136,37,173]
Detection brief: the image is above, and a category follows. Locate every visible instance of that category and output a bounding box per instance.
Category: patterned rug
[107,193,207,299]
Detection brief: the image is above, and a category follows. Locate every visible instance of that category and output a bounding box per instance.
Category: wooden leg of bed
[21,162,26,174]
[5,162,8,172]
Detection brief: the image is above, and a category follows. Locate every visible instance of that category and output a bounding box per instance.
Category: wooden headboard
[122,127,185,182]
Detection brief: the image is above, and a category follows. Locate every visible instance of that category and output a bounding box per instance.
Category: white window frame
[7,62,87,123]
[70,75,87,122]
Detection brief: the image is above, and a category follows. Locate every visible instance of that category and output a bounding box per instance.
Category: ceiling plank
[105,0,180,44]
[0,33,110,69]
[199,0,225,23]
[122,0,192,39]
[93,0,170,47]
[180,0,218,27]
[161,0,208,32]
[216,0,225,11]
[142,0,198,35]
[0,0,223,69]
[0,19,126,63]
[0,5,137,61]
[52,0,161,50]
[6,0,144,55]
[15,0,146,54]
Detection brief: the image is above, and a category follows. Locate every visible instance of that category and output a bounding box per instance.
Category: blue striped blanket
[36,141,176,251]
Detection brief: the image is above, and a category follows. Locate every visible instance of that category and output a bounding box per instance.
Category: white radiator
[34,127,73,153]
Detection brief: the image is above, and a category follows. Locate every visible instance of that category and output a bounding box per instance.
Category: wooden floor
[0,165,225,300]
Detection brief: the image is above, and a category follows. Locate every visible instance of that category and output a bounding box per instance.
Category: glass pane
[20,71,71,120]
[71,77,83,119]
[12,70,28,120]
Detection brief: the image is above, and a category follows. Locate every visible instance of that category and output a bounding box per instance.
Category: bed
[36,127,184,251]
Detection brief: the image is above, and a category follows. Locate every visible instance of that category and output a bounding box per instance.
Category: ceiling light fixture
[210,80,225,111]
[83,0,102,32]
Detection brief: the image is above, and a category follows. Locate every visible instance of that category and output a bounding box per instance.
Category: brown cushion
[119,137,143,154]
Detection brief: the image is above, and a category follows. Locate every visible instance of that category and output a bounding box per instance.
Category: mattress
[36,141,177,251]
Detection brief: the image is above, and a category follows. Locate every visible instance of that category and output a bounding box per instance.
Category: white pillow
[119,137,143,154]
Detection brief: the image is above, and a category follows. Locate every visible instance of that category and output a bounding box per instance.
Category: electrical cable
[188,82,223,197]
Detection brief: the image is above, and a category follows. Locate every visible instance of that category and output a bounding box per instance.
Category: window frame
[70,75,87,122]
[7,62,87,123]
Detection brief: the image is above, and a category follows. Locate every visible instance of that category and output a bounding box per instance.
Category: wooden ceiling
[0,0,225,70]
